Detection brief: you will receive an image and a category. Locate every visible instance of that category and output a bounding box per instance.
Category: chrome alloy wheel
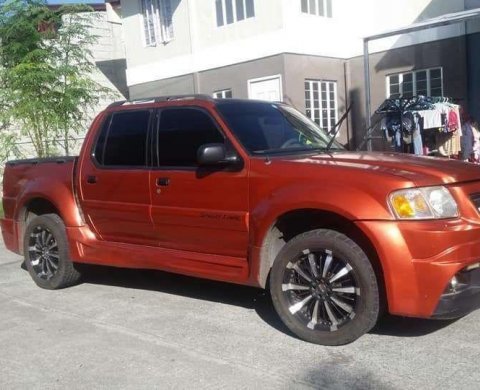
[27,226,60,280]
[282,248,360,332]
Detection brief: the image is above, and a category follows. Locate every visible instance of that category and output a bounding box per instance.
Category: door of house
[248,75,282,101]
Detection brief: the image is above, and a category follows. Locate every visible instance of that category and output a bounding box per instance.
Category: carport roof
[365,7,480,42]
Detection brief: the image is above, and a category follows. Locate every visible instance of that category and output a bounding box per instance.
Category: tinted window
[216,102,344,154]
[94,110,150,167]
[157,108,224,167]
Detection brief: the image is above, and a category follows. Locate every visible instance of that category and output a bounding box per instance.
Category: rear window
[94,110,151,167]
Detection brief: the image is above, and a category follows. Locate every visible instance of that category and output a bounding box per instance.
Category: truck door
[149,106,249,258]
[79,109,156,246]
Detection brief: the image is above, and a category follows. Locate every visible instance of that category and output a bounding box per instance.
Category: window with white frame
[305,80,338,133]
[301,0,332,18]
[141,0,174,46]
[213,89,233,99]
[215,0,255,27]
[387,68,443,98]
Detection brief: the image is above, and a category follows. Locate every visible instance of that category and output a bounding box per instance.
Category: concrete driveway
[1,239,479,390]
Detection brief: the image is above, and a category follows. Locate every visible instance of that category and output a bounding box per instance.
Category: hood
[278,152,480,186]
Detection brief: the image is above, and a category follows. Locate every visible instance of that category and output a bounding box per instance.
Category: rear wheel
[24,214,81,289]
[270,229,380,345]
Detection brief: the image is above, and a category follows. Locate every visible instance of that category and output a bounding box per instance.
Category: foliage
[0,0,111,158]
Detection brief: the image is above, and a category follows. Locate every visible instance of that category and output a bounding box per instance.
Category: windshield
[215,101,345,155]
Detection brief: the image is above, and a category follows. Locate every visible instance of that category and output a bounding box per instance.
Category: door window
[156,108,224,167]
[94,110,151,167]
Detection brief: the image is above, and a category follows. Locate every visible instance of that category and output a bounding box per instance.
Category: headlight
[389,186,458,219]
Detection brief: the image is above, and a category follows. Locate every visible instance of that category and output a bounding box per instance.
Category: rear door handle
[156,177,170,187]
[86,175,97,184]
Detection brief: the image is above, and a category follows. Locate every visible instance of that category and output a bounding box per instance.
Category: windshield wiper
[326,103,353,152]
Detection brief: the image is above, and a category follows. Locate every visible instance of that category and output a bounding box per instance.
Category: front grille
[469,193,480,212]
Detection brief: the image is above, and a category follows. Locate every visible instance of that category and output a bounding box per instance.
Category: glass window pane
[326,0,332,17]
[403,82,413,97]
[318,0,325,16]
[158,108,224,167]
[102,111,150,167]
[309,0,316,15]
[430,69,441,79]
[246,0,254,18]
[417,80,427,91]
[301,0,308,13]
[225,0,234,24]
[389,75,399,84]
[416,71,427,81]
[403,73,413,83]
[431,78,441,89]
[390,84,400,96]
[235,0,245,20]
[431,88,442,97]
[225,90,233,98]
[215,0,224,26]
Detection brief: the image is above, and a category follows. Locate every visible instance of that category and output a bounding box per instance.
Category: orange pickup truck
[2,96,480,345]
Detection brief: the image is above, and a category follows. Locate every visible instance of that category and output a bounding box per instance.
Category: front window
[387,68,443,98]
[216,0,255,27]
[301,0,333,18]
[305,80,338,134]
[216,101,344,155]
[141,0,174,46]
[157,108,224,167]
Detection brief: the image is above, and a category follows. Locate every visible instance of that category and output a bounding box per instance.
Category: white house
[118,0,480,147]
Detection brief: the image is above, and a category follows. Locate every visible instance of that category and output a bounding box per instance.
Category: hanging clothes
[461,121,474,161]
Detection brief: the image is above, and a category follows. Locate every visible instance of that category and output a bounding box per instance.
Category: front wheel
[23,214,82,290]
[270,229,380,346]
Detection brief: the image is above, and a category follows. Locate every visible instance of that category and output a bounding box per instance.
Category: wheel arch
[16,197,63,255]
[256,208,388,311]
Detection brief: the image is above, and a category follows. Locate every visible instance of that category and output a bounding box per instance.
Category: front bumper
[356,218,480,318]
[432,267,480,319]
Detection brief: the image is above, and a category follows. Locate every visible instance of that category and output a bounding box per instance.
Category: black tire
[270,229,380,346]
[23,213,81,289]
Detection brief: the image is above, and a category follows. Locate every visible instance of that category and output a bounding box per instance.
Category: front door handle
[156,177,170,187]
[86,175,97,184]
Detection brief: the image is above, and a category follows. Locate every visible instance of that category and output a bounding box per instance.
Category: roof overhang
[362,7,480,151]
[365,7,480,42]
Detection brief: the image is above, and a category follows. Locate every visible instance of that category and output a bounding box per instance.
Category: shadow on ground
[371,313,458,338]
[77,263,294,337]
[47,263,458,341]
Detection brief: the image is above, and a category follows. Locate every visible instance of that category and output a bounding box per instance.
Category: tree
[0,0,111,158]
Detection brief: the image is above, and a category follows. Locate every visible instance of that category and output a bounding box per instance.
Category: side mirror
[197,143,227,166]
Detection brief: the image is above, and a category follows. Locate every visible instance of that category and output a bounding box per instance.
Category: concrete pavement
[1,239,479,389]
